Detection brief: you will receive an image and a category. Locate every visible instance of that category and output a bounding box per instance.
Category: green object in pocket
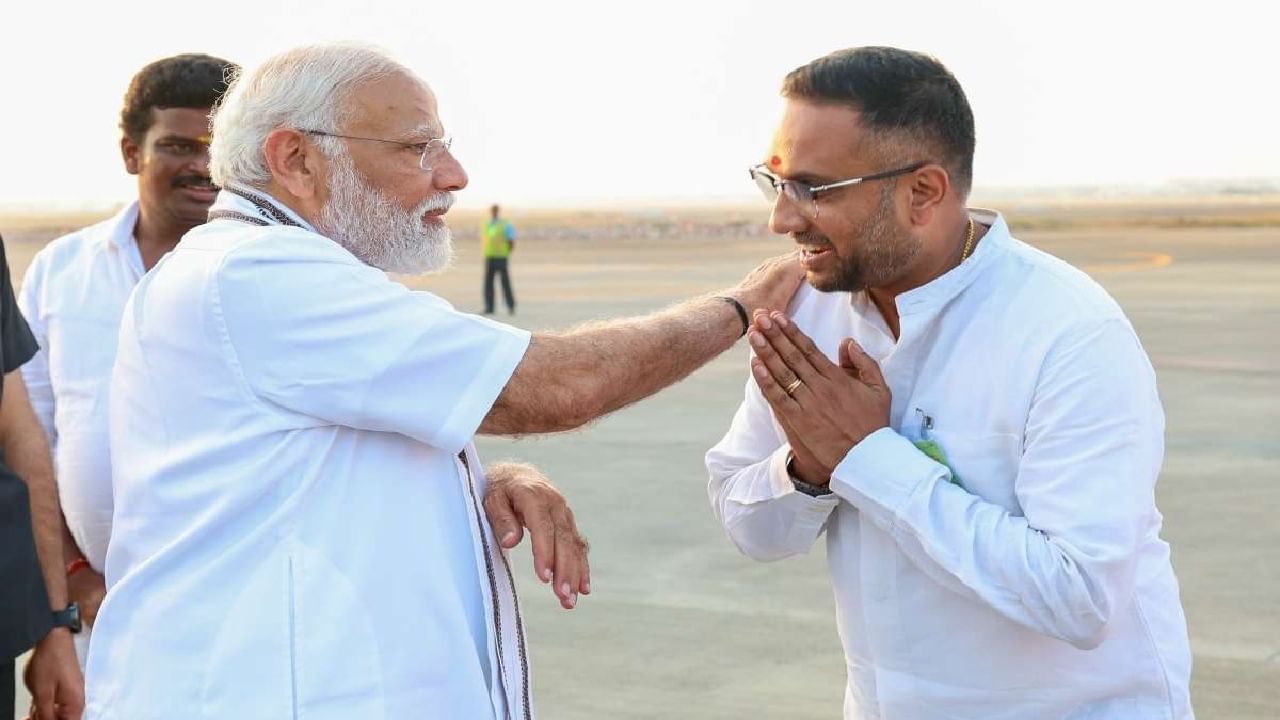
[913,438,963,488]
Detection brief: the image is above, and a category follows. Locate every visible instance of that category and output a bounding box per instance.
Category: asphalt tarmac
[7,213,1276,718]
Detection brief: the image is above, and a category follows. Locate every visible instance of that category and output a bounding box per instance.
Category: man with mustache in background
[17,53,238,666]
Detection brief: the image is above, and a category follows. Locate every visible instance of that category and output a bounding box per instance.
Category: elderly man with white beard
[84,44,802,720]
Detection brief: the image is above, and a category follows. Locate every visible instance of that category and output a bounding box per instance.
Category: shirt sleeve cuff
[828,427,949,532]
[766,445,840,516]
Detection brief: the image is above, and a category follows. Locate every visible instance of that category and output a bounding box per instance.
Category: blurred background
[4,0,1277,717]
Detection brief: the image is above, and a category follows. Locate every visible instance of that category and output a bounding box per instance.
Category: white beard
[318,150,454,274]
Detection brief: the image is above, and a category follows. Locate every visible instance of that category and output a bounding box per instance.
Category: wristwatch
[786,454,833,498]
[51,602,82,634]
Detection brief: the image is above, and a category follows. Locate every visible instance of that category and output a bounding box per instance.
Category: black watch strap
[52,602,82,634]
[714,296,750,337]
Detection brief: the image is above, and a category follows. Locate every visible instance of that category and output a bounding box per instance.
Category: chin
[177,211,213,229]
[805,270,841,293]
[809,272,867,295]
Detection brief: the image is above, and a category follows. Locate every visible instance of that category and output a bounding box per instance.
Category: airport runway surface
[6,215,1276,718]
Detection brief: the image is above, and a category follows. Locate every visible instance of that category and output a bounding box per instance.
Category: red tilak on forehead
[770,155,781,168]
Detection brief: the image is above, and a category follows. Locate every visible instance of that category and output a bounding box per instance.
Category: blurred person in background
[482,203,517,315]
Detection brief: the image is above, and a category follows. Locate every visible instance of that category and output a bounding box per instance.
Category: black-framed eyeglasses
[749,161,926,218]
[298,129,453,171]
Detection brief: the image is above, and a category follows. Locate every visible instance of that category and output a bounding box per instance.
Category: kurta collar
[210,185,318,232]
[104,200,141,250]
[892,207,1008,317]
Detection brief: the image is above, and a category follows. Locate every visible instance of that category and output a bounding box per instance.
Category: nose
[768,193,808,237]
[431,149,468,192]
[192,146,212,175]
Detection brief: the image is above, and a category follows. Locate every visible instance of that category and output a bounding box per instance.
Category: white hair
[209,43,411,188]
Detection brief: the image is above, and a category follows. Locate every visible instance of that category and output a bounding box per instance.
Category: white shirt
[707,210,1192,719]
[86,189,535,720]
[18,201,145,573]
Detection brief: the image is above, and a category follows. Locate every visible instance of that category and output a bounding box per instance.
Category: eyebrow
[761,154,833,185]
[772,166,833,185]
[399,123,444,141]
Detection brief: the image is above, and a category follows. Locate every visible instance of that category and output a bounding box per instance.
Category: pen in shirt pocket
[912,408,962,488]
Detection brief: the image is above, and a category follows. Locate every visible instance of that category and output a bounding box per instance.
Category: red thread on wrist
[66,557,91,577]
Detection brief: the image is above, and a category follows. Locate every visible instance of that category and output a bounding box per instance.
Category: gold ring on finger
[784,377,803,395]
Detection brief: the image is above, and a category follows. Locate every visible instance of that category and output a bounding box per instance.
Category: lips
[792,230,833,269]
[798,245,834,271]
[422,207,449,226]
[173,176,218,202]
[420,193,454,224]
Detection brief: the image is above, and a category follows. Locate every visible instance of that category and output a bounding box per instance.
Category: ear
[121,135,141,175]
[263,128,323,200]
[905,164,951,229]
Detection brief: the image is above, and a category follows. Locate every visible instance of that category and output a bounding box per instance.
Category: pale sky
[2,0,1276,210]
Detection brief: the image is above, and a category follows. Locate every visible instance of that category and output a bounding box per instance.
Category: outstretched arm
[480,253,803,435]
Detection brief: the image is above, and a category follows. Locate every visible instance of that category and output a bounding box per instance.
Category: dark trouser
[483,256,516,314]
[3,657,13,720]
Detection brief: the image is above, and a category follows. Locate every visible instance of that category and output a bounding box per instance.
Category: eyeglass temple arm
[810,162,927,195]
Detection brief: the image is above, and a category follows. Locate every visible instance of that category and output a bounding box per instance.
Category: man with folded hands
[707,46,1192,719]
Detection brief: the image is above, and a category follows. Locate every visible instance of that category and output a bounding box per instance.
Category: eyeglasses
[748,161,925,218]
[298,129,453,171]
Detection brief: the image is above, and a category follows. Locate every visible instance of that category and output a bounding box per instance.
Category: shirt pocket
[927,430,1023,513]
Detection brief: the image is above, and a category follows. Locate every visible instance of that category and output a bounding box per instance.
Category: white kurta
[86,189,535,719]
[707,210,1192,719]
[18,201,145,573]
[18,201,147,666]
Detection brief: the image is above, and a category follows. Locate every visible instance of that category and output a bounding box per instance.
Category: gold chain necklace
[960,217,976,262]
